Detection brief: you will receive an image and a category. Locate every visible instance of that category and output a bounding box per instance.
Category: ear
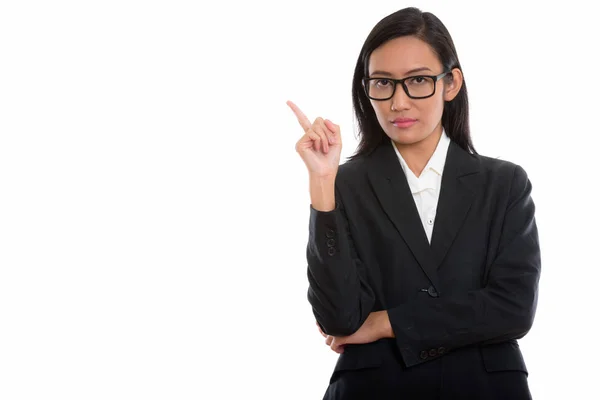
[443,67,463,102]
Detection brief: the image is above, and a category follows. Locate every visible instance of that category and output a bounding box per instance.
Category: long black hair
[350,7,477,160]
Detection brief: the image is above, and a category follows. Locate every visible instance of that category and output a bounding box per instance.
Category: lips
[391,118,417,128]
[392,118,417,123]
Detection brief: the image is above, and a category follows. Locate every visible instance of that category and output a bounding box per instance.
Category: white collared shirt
[391,129,451,244]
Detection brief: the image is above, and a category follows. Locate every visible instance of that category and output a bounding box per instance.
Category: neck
[393,123,443,177]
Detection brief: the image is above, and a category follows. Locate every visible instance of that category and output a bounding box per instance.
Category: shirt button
[427,218,434,225]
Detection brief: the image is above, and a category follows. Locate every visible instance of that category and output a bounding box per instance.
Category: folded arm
[387,165,541,367]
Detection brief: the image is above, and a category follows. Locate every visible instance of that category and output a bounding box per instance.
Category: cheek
[371,101,388,122]
[422,97,445,123]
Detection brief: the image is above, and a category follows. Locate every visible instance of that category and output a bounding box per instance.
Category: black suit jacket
[306,138,541,391]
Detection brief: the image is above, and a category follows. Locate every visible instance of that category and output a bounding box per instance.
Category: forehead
[368,36,441,76]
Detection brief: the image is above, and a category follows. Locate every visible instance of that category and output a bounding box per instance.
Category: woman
[287,6,540,400]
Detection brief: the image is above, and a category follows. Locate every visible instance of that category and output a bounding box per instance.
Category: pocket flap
[480,340,528,375]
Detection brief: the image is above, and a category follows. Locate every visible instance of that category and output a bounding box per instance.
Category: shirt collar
[391,128,451,192]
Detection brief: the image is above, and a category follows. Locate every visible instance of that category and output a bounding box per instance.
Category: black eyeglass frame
[363,71,451,100]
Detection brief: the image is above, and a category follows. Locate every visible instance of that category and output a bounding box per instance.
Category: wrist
[378,311,394,339]
[309,175,336,211]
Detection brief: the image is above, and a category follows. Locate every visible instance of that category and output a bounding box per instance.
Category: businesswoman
[287,6,540,400]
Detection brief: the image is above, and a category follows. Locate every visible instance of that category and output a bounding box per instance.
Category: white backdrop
[1,1,598,399]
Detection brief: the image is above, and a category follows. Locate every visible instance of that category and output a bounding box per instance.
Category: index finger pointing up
[286,100,312,132]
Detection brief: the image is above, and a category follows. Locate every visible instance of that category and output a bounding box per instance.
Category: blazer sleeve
[388,164,541,368]
[306,184,376,336]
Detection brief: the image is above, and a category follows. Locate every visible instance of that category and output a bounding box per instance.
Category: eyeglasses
[363,71,450,100]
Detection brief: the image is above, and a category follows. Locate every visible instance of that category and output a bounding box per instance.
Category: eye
[375,79,392,87]
[407,76,426,84]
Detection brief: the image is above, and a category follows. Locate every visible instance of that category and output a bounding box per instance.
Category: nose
[391,82,411,110]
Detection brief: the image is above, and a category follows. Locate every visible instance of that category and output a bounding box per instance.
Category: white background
[1,1,598,399]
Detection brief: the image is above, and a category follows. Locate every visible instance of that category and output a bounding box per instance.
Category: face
[366,36,463,148]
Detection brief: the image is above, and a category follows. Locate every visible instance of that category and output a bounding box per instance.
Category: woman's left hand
[316,311,393,354]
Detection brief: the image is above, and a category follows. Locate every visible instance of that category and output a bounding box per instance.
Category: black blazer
[306,138,541,396]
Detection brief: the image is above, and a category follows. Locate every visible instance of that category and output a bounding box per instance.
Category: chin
[386,129,425,145]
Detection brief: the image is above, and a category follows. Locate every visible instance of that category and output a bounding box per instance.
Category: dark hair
[349,7,477,160]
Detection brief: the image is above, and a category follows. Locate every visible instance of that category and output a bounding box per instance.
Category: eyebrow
[369,67,432,77]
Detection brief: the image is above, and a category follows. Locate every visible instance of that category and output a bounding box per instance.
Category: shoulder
[475,153,532,201]
[336,155,369,186]
[476,153,530,183]
[477,153,522,175]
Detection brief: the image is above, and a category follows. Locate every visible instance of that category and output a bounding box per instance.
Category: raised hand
[287,100,342,179]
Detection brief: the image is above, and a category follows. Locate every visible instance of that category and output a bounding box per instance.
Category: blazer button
[420,350,428,360]
[438,347,446,355]
[427,286,439,298]
[429,348,438,357]
[328,247,336,256]
[326,238,335,247]
[326,229,335,238]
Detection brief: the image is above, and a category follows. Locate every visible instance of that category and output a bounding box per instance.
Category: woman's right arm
[287,100,375,337]
[306,178,376,336]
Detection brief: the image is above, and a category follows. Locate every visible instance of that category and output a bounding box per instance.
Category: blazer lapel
[366,141,440,289]
[430,140,480,269]
[366,139,481,290]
